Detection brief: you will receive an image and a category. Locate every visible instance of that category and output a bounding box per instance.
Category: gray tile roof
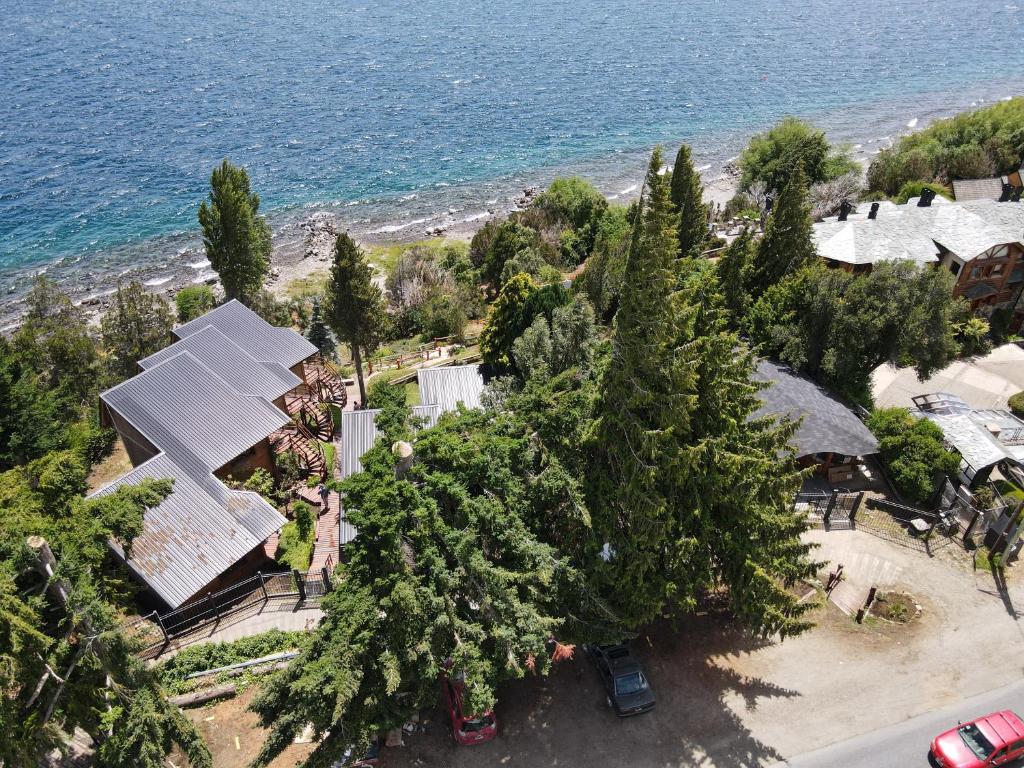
[91,351,290,607]
[752,360,880,459]
[174,299,318,369]
[139,325,301,401]
[952,178,1004,202]
[417,365,485,413]
[814,199,1024,267]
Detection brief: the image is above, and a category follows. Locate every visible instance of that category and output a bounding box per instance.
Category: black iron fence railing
[121,568,331,659]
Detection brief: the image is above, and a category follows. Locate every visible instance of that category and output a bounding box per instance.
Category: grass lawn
[994,478,1024,504]
[404,381,421,406]
[319,440,336,473]
[365,238,466,274]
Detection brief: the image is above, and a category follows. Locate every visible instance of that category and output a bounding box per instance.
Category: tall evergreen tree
[197,160,271,302]
[669,143,710,258]
[589,149,818,636]
[305,297,335,357]
[479,272,537,370]
[324,233,387,406]
[715,227,756,323]
[100,282,175,382]
[587,147,698,627]
[747,164,816,296]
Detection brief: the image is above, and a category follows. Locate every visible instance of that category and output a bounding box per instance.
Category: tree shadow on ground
[989,566,1023,620]
[388,612,798,768]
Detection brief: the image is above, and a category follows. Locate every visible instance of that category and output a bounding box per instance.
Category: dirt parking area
[185,527,1024,768]
[384,528,1024,768]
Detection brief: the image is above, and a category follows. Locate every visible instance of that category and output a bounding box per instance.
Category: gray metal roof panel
[174,299,317,369]
[340,409,381,478]
[101,351,290,472]
[92,453,285,608]
[952,178,1004,202]
[752,360,880,458]
[417,365,485,413]
[139,325,301,400]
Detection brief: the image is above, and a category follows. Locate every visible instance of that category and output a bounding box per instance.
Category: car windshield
[614,672,647,696]
[959,724,996,759]
[461,713,494,732]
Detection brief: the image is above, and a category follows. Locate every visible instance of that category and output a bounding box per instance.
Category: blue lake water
[2,0,1024,316]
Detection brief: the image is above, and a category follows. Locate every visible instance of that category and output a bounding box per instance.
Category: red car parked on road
[441,675,497,746]
[931,710,1024,767]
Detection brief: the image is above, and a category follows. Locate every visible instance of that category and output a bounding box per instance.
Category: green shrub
[156,629,306,693]
[867,408,961,506]
[275,500,316,572]
[1010,392,1024,419]
[175,284,216,323]
[66,419,116,467]
[892,181,953,205]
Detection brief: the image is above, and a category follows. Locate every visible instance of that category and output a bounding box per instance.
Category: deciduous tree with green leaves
[324,233,388,407]
[198,160,271,302]
[174,284,216,323]
[480,272,537,370]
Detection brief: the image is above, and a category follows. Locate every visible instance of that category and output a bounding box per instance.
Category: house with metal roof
[339,364,484,479]
[89,302,343,610]
[813,198,1024,326]
[912,393,1024,485]
[752,360,879,481]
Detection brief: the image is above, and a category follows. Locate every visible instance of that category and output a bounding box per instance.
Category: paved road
[771,679,1024,767]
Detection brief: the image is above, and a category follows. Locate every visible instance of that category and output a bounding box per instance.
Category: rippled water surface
[2,0,1024,304]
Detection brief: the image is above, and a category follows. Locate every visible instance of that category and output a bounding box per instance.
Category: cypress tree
[197,160,271,303]
[324,233,388,407]
[669,143,710,259]
[748,164,816,296]
[716,227,756,322]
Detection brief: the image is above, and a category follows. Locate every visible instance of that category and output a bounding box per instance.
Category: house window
[971,266,983,279]
[949,261,961,276]
[992,263,1005,276]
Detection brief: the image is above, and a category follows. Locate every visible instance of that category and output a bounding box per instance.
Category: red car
[440,675,497,746]
[931,710,1024,767]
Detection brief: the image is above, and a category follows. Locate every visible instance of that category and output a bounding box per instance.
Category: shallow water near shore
[2,0,1024,323]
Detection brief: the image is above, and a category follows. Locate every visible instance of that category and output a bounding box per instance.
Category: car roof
[976,711,1024,747]
[610,659,642,675]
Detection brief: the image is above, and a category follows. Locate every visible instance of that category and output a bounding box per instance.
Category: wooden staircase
[269,423,327,479]
[306,488,342,576]
[305,355,347,407]
[284,391,333,442]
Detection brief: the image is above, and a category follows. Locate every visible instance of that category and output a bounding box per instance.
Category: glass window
[971,266,984,279]
[959,723,996,760]
[949,261,961,276]
[992,263,1004,276]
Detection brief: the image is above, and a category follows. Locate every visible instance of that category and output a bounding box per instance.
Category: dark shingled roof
[751,360,879,459]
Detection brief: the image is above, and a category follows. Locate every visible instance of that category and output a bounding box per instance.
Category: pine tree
[324,233,388,407]
[198,160,271,302]
[305,297,335,357]
[587,147,699,627]
[100,282,175,382]
[589,149,818,636]
[669,143,710,258]
[716,227,756,322]
[748,164,816,296]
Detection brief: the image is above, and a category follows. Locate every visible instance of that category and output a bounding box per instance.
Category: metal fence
[122,569,331,659]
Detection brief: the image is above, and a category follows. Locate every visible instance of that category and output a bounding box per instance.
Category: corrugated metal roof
[102,351,290,471]
[174,299,317,369]
[139,325,300,401]
[93,453,284,608]
[91,351,289,607]
[914,393,1024,476]
[752,360,880,458]
[412,403,442,430]
[417,365,485,413]
[340,409,381,478]
[814,199,1024,267]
